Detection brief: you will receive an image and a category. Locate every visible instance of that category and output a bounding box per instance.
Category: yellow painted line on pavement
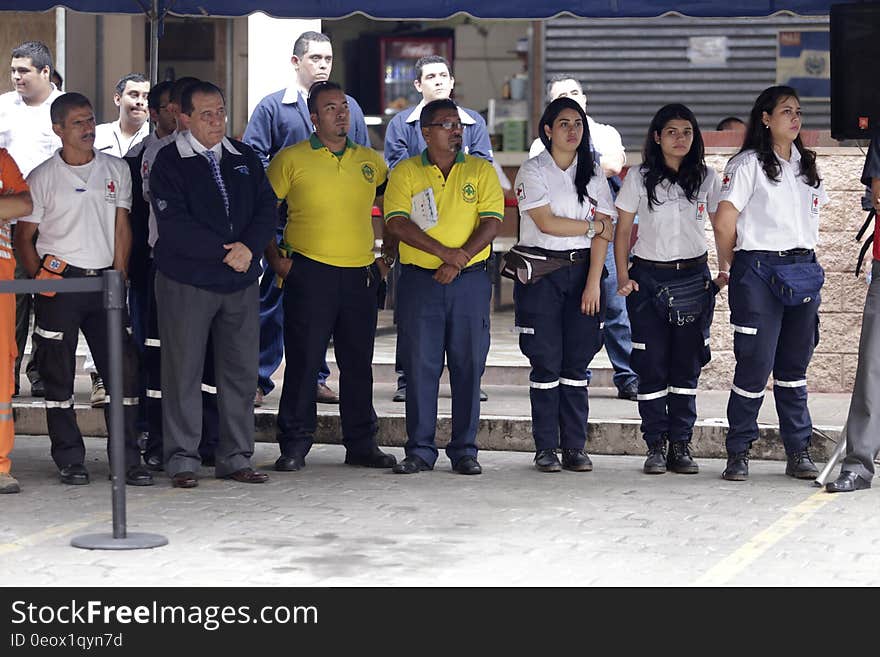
[693,489,840,586]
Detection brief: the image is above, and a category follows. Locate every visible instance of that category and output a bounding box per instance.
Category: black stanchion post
[70,270,167,550]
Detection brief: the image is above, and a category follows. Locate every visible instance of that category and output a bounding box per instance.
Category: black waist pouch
[501,245,573,285]
[653,272,714,326]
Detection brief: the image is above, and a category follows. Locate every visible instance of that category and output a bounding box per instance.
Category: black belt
[750,248,814,257]
[632,254,707,270]
[405,261,488,274]
[530,247,590,262]
[64,265,110,277]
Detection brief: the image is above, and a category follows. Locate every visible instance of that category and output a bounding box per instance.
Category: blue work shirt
[243,85,370,169]
[384,102,493,170]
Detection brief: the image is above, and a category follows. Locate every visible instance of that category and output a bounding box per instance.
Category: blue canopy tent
[0,1,843,86]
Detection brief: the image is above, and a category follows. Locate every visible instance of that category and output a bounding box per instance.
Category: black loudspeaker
[831,2,880,140]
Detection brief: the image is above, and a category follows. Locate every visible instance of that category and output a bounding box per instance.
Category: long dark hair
[741,85,821,188]
[538,97,595,205]
[640,103,706,210]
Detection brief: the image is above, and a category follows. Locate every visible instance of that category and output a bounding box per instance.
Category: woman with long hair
[714,85,829,482]
[509,96,614,472]
[615,103,722,475]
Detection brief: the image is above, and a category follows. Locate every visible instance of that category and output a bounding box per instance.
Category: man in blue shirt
[243,31,370,407]
[384,55,493,402]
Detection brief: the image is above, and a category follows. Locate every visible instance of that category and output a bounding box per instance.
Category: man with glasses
[384,99,504,476]
[148,82,276,488]
[384,55,493,403]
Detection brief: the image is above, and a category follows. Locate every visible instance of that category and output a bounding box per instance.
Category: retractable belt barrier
[0,271,167,551]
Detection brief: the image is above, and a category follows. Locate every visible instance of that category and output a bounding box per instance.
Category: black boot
[643,439,667,475]
[785,447,818,479]
[722,450,750,481]
[667,440,699,474]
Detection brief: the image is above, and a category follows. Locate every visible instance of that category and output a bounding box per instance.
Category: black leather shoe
[171,471,198,488]
[59,463,89,485]
[561,448,593,472]
[534,449,561,473]
[667,440,699,474]
[275,455,306,471]
[222,468,269,483]
[30,378,45,397]
[617,383,638,401]
[722,450,750,481]
[826,471,872,493]
[392,454,432,474]
[479,388,489,402]
[392,388,406,402]
[453,456,482,475]
[643,440,667,475]
[344,447,397,468]
[786,448,819,479]
[125,465,154,486]
[143,454,163,472]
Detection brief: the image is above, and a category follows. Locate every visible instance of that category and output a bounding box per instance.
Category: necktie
[204,149,229,216]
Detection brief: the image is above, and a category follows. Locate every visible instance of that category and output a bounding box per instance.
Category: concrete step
[12,383,846,463]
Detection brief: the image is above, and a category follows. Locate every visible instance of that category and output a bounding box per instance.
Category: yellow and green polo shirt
[384,150,504,270]
[266,133,388,268]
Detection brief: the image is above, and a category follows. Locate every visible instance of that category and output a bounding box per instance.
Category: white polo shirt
[616,166,721,261]
[720,146,829,252]
[0,86,62,177]
[95,119,150,158]
[24,149,132,269]
[141,131,177,247]
[514,149,616,251]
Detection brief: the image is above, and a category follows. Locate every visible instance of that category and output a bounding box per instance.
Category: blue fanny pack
[752,260,824,306]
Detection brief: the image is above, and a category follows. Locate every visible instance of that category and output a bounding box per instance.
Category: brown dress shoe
[171,471,199,488]
[222,468,269,483]
[316,383,339,404]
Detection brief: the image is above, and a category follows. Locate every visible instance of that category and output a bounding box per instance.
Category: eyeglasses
[425,121,463,131]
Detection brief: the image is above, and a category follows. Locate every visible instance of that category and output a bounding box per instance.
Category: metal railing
[0,270,167,550]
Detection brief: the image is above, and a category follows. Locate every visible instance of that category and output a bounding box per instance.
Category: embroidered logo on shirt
[696,199,707,222]
[721,172,732,192]
[811,192,820,214]
[361,163,375,183]
[516,182,525,201]
[461,182,477,203]
[234,165,250,176]
[104,179,117,202]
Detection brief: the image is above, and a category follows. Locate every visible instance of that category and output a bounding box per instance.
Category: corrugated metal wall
[544,14,830,149]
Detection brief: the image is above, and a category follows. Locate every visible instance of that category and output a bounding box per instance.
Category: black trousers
[33,277,141,469]
[276,254,379,457]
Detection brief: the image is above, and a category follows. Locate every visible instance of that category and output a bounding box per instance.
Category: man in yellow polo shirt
[384,98,504,475]
[265,81,397,472]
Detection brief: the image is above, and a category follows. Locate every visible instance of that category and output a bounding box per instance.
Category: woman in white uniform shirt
[714,85,829,482]
[615,103,721,475]
[510,97,615,473]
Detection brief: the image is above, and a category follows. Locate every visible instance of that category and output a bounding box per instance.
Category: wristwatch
[380,252,396,268]
[584,219,596,239]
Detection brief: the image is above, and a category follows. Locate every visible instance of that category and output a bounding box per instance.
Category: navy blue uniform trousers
[396,263,491,466]
[626,261,713,446]
[514,259,605,452]
[276,254,379,457]
[726,250,821,455]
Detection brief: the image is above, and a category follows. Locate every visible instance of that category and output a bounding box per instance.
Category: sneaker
[254,387,264,408]
[0,472,20,494]
[722,450,750,481]
[90,373,106,407]
[643,439,667,475]
[785,447,819,479]
[667,440,699,474]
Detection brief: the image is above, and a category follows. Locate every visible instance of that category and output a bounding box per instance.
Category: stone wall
[701,147,868,392]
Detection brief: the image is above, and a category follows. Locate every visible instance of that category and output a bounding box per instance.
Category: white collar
[175,131,241,159]
[776,143,802,166]
[12,83,60,107]
[404,100,477,126]
[281,83,311,105]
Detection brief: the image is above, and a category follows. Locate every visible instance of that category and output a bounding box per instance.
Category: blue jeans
[600,242,638,391]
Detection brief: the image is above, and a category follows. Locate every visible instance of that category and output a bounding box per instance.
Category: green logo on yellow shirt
[461,182,477,203]
[362,163,375,183]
